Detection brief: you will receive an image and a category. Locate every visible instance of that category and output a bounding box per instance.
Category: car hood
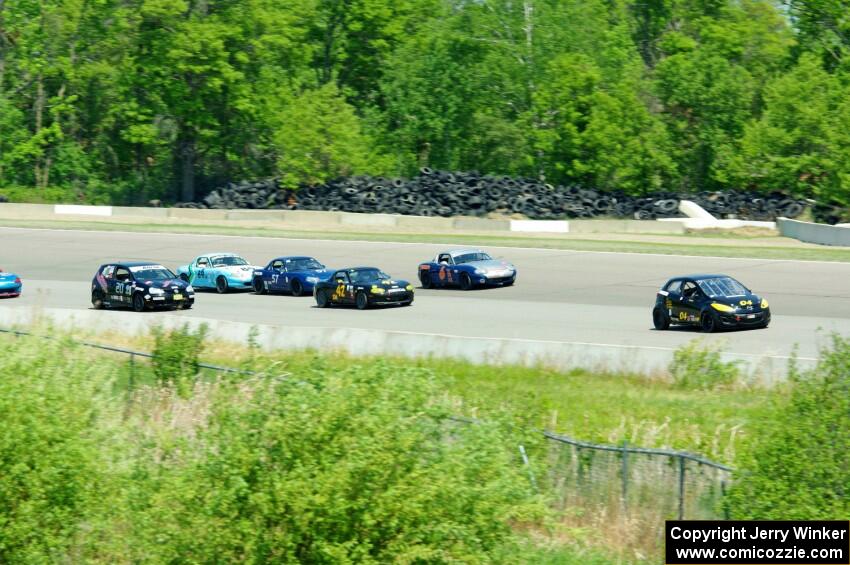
[296,269,333,279]
[711,294,766,310]
[365,278,411,288]
[461,259,515,271]
[217,265,260,276]
[138,279,191,291]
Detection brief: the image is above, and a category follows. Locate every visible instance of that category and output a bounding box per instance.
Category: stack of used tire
[176,169,809,221]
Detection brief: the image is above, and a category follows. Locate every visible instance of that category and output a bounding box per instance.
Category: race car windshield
[287,258,324,271]
[697,277,748,298]
[132,267,176,281]
[351,269,390,283]
[212,256,248,267]
[453,252,492,264]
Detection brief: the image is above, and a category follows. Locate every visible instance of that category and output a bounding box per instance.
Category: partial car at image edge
[0,269,22,298]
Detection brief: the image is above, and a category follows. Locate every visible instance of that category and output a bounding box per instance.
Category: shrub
[0,336,114,562]
[669,340,740,390]
[151,323,208,393]
[726,335,850,519]
[124,360,542,563]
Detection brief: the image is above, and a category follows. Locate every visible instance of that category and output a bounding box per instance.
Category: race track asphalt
[2,226,850,361]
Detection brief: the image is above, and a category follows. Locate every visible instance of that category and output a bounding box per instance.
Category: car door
[113,266,133,304]
[194,257,210,287]
[678,280,702,324]
[436,253,456,286]
[99,265,117,303]
[330,271,352,304]
[269,259,288,292]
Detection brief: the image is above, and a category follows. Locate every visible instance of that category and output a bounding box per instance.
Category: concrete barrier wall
[777,217,850,246]
[1,306,809,383]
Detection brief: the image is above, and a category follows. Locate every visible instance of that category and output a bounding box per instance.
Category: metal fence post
[678,455,686,520]
[518,444,537,491]
[621,440,629,508]
[129,353,135,391]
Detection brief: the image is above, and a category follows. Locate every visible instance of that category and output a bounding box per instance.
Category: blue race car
[252,256,333,296]
[0,268,22,298]
[176,253,261,293]
[418,249,517,290]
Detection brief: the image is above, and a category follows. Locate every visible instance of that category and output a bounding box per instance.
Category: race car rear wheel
[291,279,303,297]
[132,293,146,313]
[700,311,718,333]
[652,308,669,330]
[420,271,432,289]
[253,277,266,294]
[460,273,473,291]
[355,291,369,310]
[91,290,105,310]
[216,276,229,294]
[316,289,330,308]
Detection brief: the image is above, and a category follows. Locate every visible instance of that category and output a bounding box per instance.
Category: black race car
[92,262,195,312]
[653,274,770,332]
[314,267,414,309]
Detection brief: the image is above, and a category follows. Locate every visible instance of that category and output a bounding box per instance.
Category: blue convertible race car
[418,249,517,290]
[176,253,261,293]
[252,256,332,296]
[0,268,22,298]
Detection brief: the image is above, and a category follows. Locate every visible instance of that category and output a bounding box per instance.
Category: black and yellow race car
[653,274,770,332]
[314,267,414,309]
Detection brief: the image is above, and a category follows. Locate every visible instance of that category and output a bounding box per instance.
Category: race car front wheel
[216,276,229,294]
[700,312,718,333]
[652,308,669,330]
[355,291,369,310]
[253,277,266,294]
[92,290,105,310]
[460,273,473,291]
[291,279,303,297]
[316,289,330,308]
[420,271,432,289]
[132,293,146,313]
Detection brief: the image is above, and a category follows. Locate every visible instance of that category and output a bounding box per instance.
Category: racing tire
[132,293,146,313]
[253,277,266,294]
[757,320,769,329]
[216,276,229,294]
[291,279,303,297]
[700,311,718,333]
[460,273,473,291]
[316,289,330,308]
[179,302,193,310]
[420,271,432,289]
[179,274,190,283]
[355,291,369,310]
[653,308,670,330]
[92,290,105,310]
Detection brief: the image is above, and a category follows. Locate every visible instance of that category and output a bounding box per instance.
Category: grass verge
[2,217,849,261]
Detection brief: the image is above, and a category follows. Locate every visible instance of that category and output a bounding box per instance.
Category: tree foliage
[0,0,847,208]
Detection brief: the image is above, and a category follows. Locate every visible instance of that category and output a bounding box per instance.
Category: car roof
[109,261,163,268]
[272,256,315,261]
[444,249,484,258]
[335,266,380,272]
[674,274,730,281]
[201,252,239,258]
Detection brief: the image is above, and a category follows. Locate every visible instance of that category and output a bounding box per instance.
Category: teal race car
[176,253,261,293]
